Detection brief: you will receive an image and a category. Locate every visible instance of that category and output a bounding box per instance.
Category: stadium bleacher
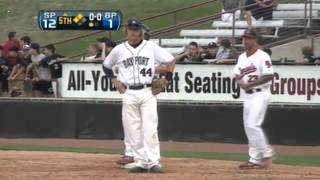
[151,2,320,55]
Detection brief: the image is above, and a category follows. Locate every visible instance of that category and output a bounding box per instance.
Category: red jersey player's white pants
[242,89,274,164]
[122,87,160,168]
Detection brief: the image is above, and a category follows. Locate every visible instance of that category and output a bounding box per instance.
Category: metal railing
[64,0,318,60]
[47,0,219,47]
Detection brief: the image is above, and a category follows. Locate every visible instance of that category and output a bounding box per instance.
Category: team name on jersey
[122,56,150,68]
[239,63,257,77]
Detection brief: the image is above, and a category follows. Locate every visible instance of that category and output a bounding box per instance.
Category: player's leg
[140,88,161,172]
[116,126,134,166]
[122,90,147,169]
[243,93,273,164]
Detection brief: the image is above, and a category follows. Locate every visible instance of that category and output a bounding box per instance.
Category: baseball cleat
[238,161,269,170]
[128,166,148,173]
[122,162,138,169]
[149,165,163,173]
[116,155,134,165]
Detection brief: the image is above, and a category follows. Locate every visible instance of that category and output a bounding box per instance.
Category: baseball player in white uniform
[233,29,274,169]
[103,19,174,173]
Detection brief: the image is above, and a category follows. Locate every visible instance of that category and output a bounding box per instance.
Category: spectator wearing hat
[216,39,238,60]
[2,32,21,58]
[203,42,218,59]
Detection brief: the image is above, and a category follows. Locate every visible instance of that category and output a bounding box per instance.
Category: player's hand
[237,80,251,91]
[112,79,126,94]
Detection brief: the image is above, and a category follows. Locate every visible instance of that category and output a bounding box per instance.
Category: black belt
[245,88,262,94]
[127,84,152,90]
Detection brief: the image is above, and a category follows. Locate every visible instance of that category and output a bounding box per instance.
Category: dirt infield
[0,151,320,180]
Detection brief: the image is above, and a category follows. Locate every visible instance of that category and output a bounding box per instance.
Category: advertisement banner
[61,63,320,104]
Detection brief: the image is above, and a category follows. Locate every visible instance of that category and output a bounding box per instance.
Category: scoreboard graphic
[38,10,122,30]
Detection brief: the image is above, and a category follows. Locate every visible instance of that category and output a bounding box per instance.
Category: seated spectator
[220,0,240,23]
[301,46,320,64]
[40,44,69,97]
[202,42,218,59]
[26,43,52,97]
[0,46,10,96]
[2,32,21,58]
[176,42,204,63]
[216,39,238,60]
[82,43,102,62]
[20,36,31,49]
[244,0,278,28]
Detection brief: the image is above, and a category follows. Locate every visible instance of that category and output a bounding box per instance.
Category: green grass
[1,144,320,167]
[0,0,222,57]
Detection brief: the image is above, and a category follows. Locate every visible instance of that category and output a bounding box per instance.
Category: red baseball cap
[243,29,258,39]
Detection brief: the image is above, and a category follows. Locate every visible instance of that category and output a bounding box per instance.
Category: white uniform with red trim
[103,40,174,168]
[233,49,274,164]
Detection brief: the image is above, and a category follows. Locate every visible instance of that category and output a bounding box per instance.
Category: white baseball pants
[242,90,274,164]
[122,87,160,168]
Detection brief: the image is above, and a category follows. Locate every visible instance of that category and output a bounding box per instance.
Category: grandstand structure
[49,0,320,61]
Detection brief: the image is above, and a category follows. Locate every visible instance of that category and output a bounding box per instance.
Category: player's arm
[242,75,274,90]
[154,43,177,81]
[102,47,126,93]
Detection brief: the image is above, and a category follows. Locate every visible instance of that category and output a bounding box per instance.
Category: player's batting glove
[151,78,169,95]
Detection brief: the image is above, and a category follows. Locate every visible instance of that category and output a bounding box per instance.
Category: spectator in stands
[220,0,240,23]
[26,43,52,97]
[301,46,320,64]
[8,49,29,97]
[6,47,19,71]
[19,46,32,97]
[202,42,218,59]
[0,46,10,96]
[215,39,238,60]
[82,43,102,62]
[20,36,31,49]
[40,44,69,97]
[2,32,21,58]
[97,37,117,61]
[176,42,204,62]
[244,0,278,28]
[142,24,151,40]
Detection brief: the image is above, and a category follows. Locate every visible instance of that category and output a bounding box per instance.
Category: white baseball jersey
[103,40,174,86]
[233,49,274,90]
